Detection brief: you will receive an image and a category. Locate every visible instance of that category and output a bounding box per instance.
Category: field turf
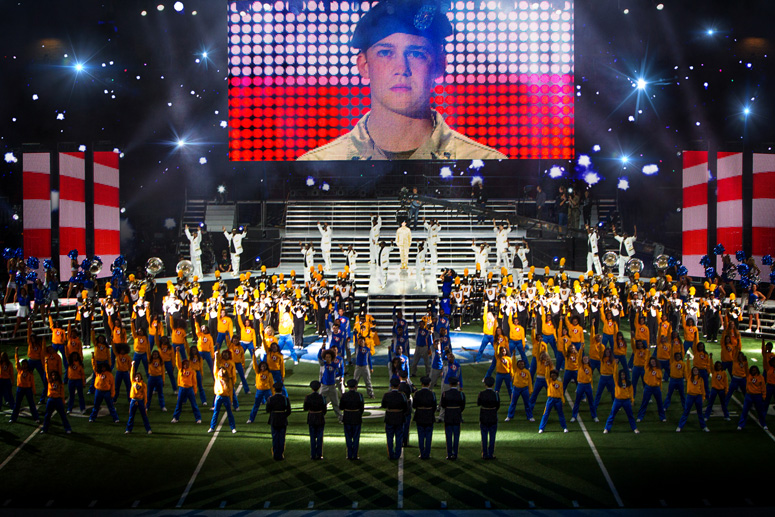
[1,324,774,512]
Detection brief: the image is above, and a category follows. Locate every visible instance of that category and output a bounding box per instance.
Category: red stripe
[682,151,708,170]
[683,229,707,254]
[753,227,775,256]
[60,152,84,160]
[717,177,742,202]
[93,151,119,169]
[94,230,120,255]
[23,171,50,200]
[94,183,119,207]
[59,227,85,252]
[23,229,51,258]
[718,151,740,159]
[59,176,85,202]
[682,183,708,208]
[754,170,775,199]
[716,227,742,251]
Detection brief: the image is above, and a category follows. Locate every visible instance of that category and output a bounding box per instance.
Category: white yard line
[730,394,775,443]
[397,448,405,509]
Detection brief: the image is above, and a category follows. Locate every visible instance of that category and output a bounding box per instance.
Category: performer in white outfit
[415,241,428,290]
[184,225,204,279]
[585,225,603,275]
[300,242,315,284]
[317,222,333,272]
[369,215,382,265]
[378,241,393,289]
[395,221,412,270]
[339,244,358,282]
[493,219,512,269]
[223,226,247,276]
[423,218,441,265]
[513,240,530,284]
[613,225,637,280]
[471,240,490,276]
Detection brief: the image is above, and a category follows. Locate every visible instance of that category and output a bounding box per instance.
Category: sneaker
[563,428,568,433]
[208,428,214,433]
[538,429,543,434]
[703,427,710,432]
[171,418,179,423]
[39,429,46,434]
[88,419,94,423]
[66,430,72,434]
[603,429,609,434]
[196,420,202,424]
[634,429,640,434]
[737,426,743,431]
[161,407,168,412]
[570,417,576,423]
[294,360,299,365]
[114,419,120,423]
[504,417,511,422]
[125,430,130,434]
[661,419,667,423]
[593,417,600,423]
[232,428,237,434]
[246,419,253,424]
[529,417,535,422]
[724,417,730,421]
[201,401,208,407]
[764,426,769,431]
[675,427,681,433]
[147,430,152,434]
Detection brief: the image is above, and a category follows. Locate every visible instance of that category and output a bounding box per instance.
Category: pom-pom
[43,259,54,271]
[80,259,91,271]
[26,256,39,270]
[14,248,23,259]
[668,256,678,268]
[705,267,716,279]
[112,256,125,268]
[15,272,25,285]
[214,270,221,278]
[739,276,751,289]
[677,265,688,277]
[763,255,773,266]
[26,271,37,283]
[700,255,711,267]
[261,265,267,272]
[74,272,85,283]
[93,255,102,265]
[737,263,750,277]
[2,248,12,260]
[68,249,79,260]
[665,274,673,283]
[735,250,746,262]
[689,286,696,296]
[713,244,725,256]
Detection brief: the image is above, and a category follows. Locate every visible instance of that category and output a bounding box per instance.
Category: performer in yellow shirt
[677,366,708,432]
[210,351,237,433]
[170,350,202,424]
[603,369,639,434]
[474,302,497,363]
[505,359,533,422]
[571,355,598,423]
[125,363,152,434]
[537,369,568,433]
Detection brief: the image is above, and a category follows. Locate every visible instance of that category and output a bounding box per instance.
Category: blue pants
[529,377,548,411]
[480,423,497,458]
[738,393,767,429]
[133,352,149,376]
[614,355,629,379]
[196,371,207,404]
[698,369,710,398]
[678,394,706,429]
[538,397,567,431]
[409,205,420,229]
[637,385,665,421]
[249,389,273,422]
[173,386,202,421]
[604,399,637,432]
[704,387,729,419]
[270,371,289,396]
[90,390,119,421]
[589,358,601,374]
[28,359,47,401]
[0,378,15,410]
[594,375,615,408]
[147,375,166,409]
[114,370,131,402]
[67,379,85,412]
[562,370,578,394]
[659,359,670,380]
[278,334,298,362]
[602,334,614,348]
[211,395,236,431]
[509,339,528,363]
[309,425,324,459]
[11,387,38,422]
[725,376,746,406]
[126,399,151,432]
[494,372,512,395]
[235,363,250,394]
[485,357,498,378]
[631,366,645,398]
[572,382,597,420]
[508,386,533,420]
[164,361,178,391]
[216,332,229,350]
[683,340,693,354]
[721,361,732,376]
[53,344,69,380]
[385,423,404,459]
[475,335,494,362]
[42,397,71,432]
[271,425,287,459]
[765,384,775,409]
[344,424,362,459]
[416,425,433,459]
[200,351,214,378]
[240,341,255,360]
[445,425,461,458]
[663,378,686,410]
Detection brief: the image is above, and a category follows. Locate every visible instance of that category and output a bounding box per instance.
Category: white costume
[369,216,382,265]
[318,223,333,272]
[515,245,529,283]
[615,234,636,278]
[343,248,358,281]
[471,243,490,276]
[586,231,603,275]
[423,220,441,265]
[395,224,412,269]
[224,229,247,276]
[184,227,203,279]
[415,245,427,290]
[301,246,315,283]
[494,225,511,269]
[378,245,393,289]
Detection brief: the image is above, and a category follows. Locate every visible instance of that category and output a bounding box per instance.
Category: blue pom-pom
[14,248,23,259]
[713,243,725,256]
[80,258,91,271]
[668,256,678,268]
[26,256,39,270]
[15,272,25,285]
[705,267,716,279]
[763,255,773,266]
[2,248,12,260]
[74,272,85,283]
[93,255,102,265]
[43,259,53,271]
[677,265,688,277]
[68,249,79,260]
[737,263,750,277]
[770,271,775,284]
[700,255,711,267]
[736,250,746,262]
[26,271,37,283]
[739,276,751,289]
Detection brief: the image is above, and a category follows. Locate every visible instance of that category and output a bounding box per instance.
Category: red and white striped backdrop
[58,152,86,281]
[752,153,775,266]
[93,152,120,278]
[715,152,743,270]
[682,151,709,277]
[22,153,51,278]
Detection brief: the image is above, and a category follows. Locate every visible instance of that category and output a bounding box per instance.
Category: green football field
[1,325,774,512]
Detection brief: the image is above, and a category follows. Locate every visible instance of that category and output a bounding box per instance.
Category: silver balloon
[602,251,618,268]
[626,258,644,275]
[176,259,194,279]
[653,254,670,271]
[146,257,164,277]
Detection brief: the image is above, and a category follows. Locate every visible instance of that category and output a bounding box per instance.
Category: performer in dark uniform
[398,371,416,448]
[440,376,465,460]
[340,378,366,460]
[381,377,409,460]
[266,382,292,460]
[303,380,327,460]
[477,376,501,460]
[413,376,438,460]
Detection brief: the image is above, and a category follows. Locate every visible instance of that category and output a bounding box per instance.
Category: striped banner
[752,153,775,268]
[93,152,120,278]
[682,151,709,277]
[22,153,52,278]
[58,152,86,281]
[715,152,743,271]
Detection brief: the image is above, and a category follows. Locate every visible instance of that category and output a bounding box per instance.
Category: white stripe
[94,162,120,188]
[60,199,86,228]
[94,205,120,229]
[717,153,743,180]
[564,393,624,508]
[752,199,775,227]
[681,205,707,232]
[397,449,404,509]
[753,153,775,174]
[59,153,85,180]
[176,362,253,508]
[23,200,52,230]
[23,153,50,174]
[716,200,743,227]
[731,395,775,443]
[682,161,709,188]
[0,423,43,473]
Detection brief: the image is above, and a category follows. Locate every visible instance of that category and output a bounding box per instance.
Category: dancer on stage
[299,242,315,284]
[585,225,603,275]
[415,241,428,290]
[471,240,490,276]
[423,218,441,265]
[339,244,358,281]
[369,214,382,265]
[317,222,333,272]
[184,225,204,279]
[223,226,247,276]
[396,220,412,270]
[493,219,511,270]
[613,225,636,280]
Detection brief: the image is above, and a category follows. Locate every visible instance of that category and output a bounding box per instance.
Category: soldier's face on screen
[357,32,444,117]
